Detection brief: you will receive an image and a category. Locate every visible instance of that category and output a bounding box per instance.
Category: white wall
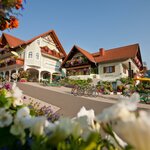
[99,61,126,81]
[41,57,61,73]
[24,35,62,74]
[128,58,139,73]
[24,41,41,67]
[98,59,140,81]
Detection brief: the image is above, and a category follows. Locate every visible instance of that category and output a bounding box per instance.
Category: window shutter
[112,66,115,72]
[103,67,106,73]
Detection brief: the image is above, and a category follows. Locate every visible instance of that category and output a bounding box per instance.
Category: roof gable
[61,45,95,67]
[25,30,66,57]
[74,45,95,63]
[1,33,24,48]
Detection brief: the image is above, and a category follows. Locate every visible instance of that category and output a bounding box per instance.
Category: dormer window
[28,52,32,58]
[37,40,40,45]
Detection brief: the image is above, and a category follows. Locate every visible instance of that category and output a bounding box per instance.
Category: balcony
[0,58,24,71]
[0,52,12,60]
[16,58,24,65]
[7,58,24,66]
[41,46,64,59]
[65,57,89,68]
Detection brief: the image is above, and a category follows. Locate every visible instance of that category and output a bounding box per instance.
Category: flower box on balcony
[52,51,57,56]
[16,58,24,65]
[48,50,52,55]
[55,52,60,58]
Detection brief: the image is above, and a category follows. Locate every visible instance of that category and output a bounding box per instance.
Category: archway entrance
[18,68,24,73]
[41,71,50,81]
[26,68,39,82]
[52,72,62,82]
[5,71,9,81]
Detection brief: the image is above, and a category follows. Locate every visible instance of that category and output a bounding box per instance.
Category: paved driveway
[17,83,113,117]
[17,82,150,118]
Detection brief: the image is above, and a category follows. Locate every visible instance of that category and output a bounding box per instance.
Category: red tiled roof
[1,33,25,48]
[62,43,141,68]
[93,43,139,63]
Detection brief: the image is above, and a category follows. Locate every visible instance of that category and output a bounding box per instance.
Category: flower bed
[0,82,150,149]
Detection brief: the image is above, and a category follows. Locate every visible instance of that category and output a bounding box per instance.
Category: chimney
[99,48,105,56]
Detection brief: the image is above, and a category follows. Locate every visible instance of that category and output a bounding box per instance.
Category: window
[37,40,40,45]
[36,53,39,59]
[28,52,32,58]
[103,66,115,73]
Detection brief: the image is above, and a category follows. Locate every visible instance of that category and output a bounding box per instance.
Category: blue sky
[3,0,150,68]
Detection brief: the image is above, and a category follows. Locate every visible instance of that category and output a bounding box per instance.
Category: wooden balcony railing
[65,61,89,68]
[0,58,24,68]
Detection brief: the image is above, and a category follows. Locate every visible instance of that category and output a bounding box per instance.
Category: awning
[134,77,150,82]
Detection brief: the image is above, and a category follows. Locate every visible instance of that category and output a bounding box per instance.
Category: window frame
[36,52,39,60]
[103,66,115,73]
[28,51,33,58]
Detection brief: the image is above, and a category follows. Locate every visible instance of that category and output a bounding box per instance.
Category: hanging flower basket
[48,50,52,55]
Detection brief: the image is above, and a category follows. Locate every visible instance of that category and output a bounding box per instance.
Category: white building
[61,44,143,81]
[0,30,67,82]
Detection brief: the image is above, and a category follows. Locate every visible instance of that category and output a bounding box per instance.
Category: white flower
[75,116,92,140]
[44,120,56,134]
[30,116,47,136]
[77,106,100,133]
[48,117,82,140]
[15,107,32,128]
[77,106,95,126]
[11,83,23,107]
[0,108,13,127]
[16,107,30,119]
[10,107,31,140]
[119,92,140,111]
[12,83,22,98]
[10,119,25,136]
[96,92,140,122]
[106,132,127,149]
[113,110,150,150]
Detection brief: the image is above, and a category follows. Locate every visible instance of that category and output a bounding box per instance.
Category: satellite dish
[11,51,19,57]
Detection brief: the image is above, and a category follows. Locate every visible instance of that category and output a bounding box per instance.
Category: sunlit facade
[0,30,66,82]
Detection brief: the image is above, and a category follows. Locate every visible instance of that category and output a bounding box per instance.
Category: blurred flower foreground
[0,0,24,31]
[0,83,150,150]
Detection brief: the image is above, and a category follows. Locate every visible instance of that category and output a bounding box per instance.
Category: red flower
[15,0,23,9]
[9,17,19,29]
[17,0,23,3]
[0,20,9,31]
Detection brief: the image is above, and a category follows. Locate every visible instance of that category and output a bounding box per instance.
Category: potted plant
[19,70,29,82]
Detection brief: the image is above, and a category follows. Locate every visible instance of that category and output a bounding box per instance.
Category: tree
[0,0,24,31]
